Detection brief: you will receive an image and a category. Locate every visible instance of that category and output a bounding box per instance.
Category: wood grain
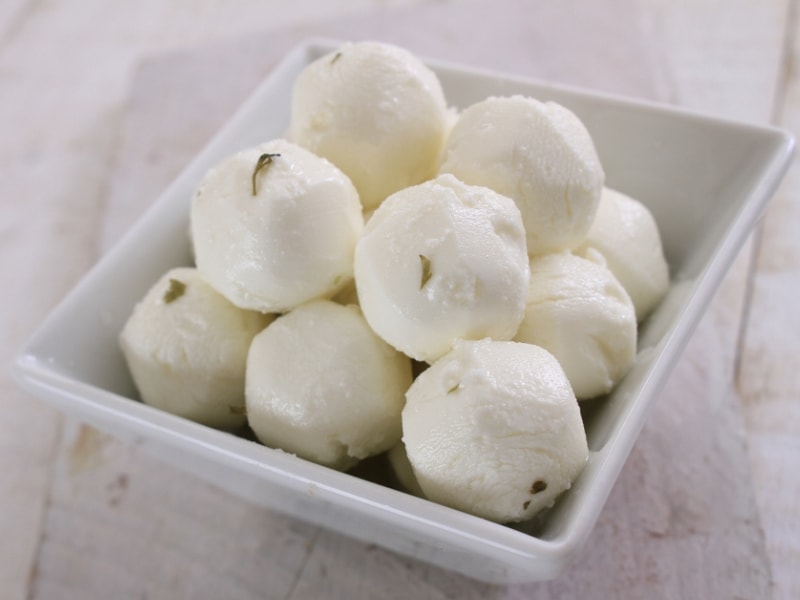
[738,4,800,597]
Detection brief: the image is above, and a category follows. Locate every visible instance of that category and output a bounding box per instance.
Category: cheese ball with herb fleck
[246,300,413,471]
[119,267,271,429]
[402,339,589,523]
[288,41,451,210]
[354,174,530,363]
[191,139,364,314]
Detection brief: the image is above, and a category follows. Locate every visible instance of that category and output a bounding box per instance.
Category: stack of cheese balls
[119,41,669,524]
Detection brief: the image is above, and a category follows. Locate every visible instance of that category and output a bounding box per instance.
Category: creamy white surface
[245,300,412,471]
[354,174,530,363]
[119,267,270,429]
[288,41,450,210]
[191,139,363,313]
[439,95,604,255]
[515,251,637,399]
[576,187,669,320]
[402,339,588,523]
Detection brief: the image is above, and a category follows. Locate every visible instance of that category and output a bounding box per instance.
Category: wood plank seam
[24,417,65,600]
[734,0,799,385]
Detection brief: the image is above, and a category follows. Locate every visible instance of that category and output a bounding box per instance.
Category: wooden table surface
[1,1,797,598]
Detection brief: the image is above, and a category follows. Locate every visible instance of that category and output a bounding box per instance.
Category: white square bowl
[12,39,794,584]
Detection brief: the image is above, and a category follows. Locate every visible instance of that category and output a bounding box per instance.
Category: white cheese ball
[288,41,450,210]
[119,267,271,429]
[354,174,530,363]
[191,139,363,313]
[245,300,413,471]
[402,339,588,523]
[514,252,637,400]
[576,187,669,320]
[439,95,604,256]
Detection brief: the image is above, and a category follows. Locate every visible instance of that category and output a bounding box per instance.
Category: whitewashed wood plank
[0,0,36,48]
[640,0,790,370]
[737,4,800,593]
[640,3,797,594]
[0,80,122,600]
[31,421,325,600]
[642,0,789,121]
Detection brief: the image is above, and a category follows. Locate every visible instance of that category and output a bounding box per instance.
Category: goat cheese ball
[288,41,451,210]
[245,300,413,471]
[402,339,589,523]
[354,174,530,363]
[514,252,637,400]
[119,267,271,429]
[439,95,604,255]
[576,187,669,320]
[190,139,363,314]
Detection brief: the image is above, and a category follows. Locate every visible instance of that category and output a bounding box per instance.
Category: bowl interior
[15,40,794,581]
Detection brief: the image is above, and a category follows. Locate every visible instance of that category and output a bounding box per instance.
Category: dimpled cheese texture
[576,187,669,321]
[439,95,604,256]
[245,300,412,471]
[354,174,530,363]
[119,268,271,430]
[402,339,588,523]
[514,252,637,400]
[191,139,363,313]
[288,41,450,210]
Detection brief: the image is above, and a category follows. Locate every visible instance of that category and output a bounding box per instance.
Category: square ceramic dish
[12,39,794,583]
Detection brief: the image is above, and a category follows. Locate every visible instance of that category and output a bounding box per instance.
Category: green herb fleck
[446,382,460,394]
[331,51,342,64]
[419,254,432,289]
[251,153,280,196]
[163,279,186,304]
[229,405,247,416]
[523,500,531,510]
